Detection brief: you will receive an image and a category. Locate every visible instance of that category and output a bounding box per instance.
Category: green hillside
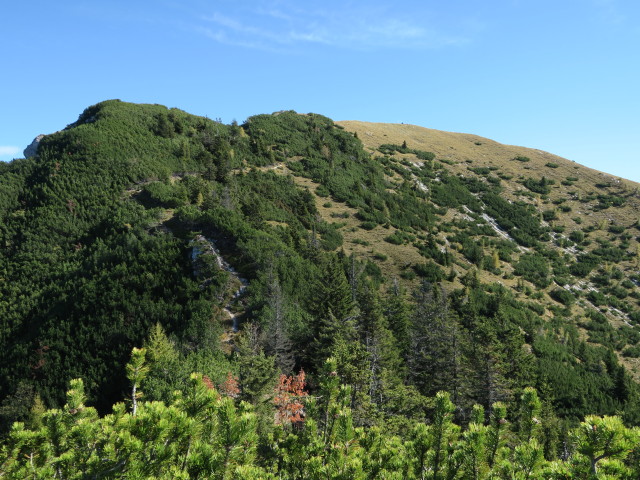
[1,100,640,477]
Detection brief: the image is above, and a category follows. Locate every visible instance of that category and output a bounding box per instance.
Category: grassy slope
[325,121,640,376]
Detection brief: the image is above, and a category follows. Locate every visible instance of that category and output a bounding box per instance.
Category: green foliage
[413,261,444,282]
[142,180,188,207]
[0,374,264,479]
[570,415,640,477]
[550,288,575,306]
[482,192,546,246]
[408,285,470,404]
[246,117,437,232]
[569,253,600,277]
[3,369,639,479]
[2,99,640,470]
[514,253,551,288]
[317,222,343,251]
[622,346,640,358]
[384,230,415,245]
[569,230,585,243]
[430,172,483,210]
[378,143,435,162]
[126,347,149,415]
[594,194,626,211]
[543,208,558,221]
[522,176,555,194]
[0,101,241,415]
[359,220,377,230]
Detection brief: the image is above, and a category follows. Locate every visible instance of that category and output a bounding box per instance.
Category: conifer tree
[356,282,403,405]
[460,405,489,480]
[155,113,175,138]
[312,310,359,371]
[486,401,508,468]
[408,282,469,407]
[469,342,512,412]
[308,254,356,369]
[261,268,295,374]
[213,136,233,183]
[310,254,355,323]
[384,278,412,361]
[126,347,149,416]
[518,387,542,444]
[570,415,640,477]
[236,323,276,431]
[143,323,182,403]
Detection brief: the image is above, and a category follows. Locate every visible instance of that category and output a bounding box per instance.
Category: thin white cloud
[255,7,294,22]
[203,12,294,45]
[196,2,472,52]
[0,146,21,156]
[196,26,288,53]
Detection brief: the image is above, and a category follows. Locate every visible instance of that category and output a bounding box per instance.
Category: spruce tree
[307,254,356,368]
[408,282,470,407]
[142,323,182,403]
[310,254,355,323]
[261,269,295,374]
[213,136,232,183]
[356,282,403,403]
[236,323,276,434]
[383,278,412,362]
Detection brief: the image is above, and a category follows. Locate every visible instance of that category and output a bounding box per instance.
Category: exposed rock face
[23,134,45,158]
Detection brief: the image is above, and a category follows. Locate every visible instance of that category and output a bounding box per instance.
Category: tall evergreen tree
[383,278,412,363]
[468,340,512,412]
[261,268,295,374]
[408,282,470,409]
[142,323,183,403]
[356,282,403,404]
[307,254,356,369]
[236,323,276,424]
[212,136,233,183]
[309,254,355,323]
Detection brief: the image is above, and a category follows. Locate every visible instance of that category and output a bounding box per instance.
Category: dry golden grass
[338,120,640,227]
[337,120,640,266]
[336,120,640,376]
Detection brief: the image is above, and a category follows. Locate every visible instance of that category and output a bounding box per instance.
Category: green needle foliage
[2,100,640,477]
[2,354,639,479]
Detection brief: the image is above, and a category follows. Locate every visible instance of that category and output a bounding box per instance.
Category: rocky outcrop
[23,135,46,158]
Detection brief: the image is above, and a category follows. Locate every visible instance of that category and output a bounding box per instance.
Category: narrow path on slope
[191,235,249,333]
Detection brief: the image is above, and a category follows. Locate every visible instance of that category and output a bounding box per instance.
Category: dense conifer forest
[1,100,639,477]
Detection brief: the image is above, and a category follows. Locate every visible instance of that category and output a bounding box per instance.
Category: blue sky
[1,1,639,181]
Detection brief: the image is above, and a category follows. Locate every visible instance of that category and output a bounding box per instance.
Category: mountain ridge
[1,99,639,437]
[337,120,638,188]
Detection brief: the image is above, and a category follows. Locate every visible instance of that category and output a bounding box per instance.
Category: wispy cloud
[195,2,472,52]
[0,146,21,156]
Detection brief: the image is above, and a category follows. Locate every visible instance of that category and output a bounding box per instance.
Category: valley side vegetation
[1,101,640,477]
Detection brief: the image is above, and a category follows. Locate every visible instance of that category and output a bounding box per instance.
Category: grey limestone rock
[23,134,45,158]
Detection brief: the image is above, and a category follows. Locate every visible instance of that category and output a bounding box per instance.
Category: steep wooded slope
[1,101,639,435]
